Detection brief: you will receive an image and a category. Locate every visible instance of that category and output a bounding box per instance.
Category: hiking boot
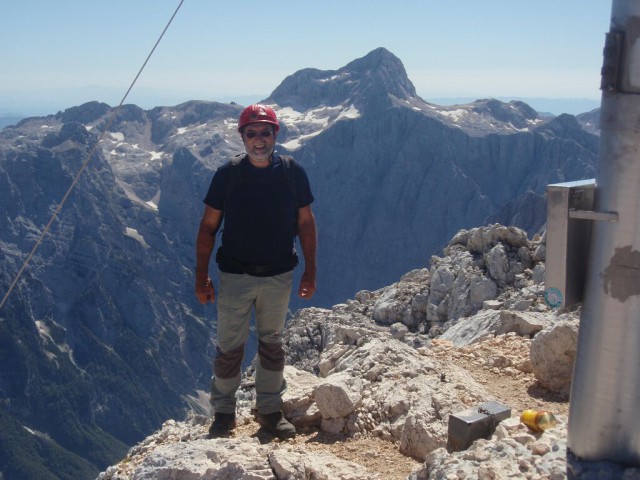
[256,411,296,440]
[208,412,236,438]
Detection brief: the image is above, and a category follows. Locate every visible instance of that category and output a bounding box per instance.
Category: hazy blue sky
[1,1,612,115]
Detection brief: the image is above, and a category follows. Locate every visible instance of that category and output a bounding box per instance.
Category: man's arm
[297,205,317,299]
[195,206,223,304]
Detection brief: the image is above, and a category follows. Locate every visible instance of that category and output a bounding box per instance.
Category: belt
[216,248,298,277]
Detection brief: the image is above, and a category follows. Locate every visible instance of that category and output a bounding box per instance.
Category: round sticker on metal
[544,287,563,308]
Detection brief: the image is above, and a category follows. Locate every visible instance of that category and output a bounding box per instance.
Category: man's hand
[298,270,316,300]
[297,205,317,300]
[195,273,216,304]
[195,206,222,304]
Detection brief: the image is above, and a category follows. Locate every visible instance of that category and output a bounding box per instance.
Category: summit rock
[267,47,417,112]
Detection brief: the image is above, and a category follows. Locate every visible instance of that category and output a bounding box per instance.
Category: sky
[0,1,613,116]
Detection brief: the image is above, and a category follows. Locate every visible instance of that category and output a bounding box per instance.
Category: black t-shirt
[203,155,314,268]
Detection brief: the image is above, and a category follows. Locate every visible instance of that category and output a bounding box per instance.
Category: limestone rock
[372,269,430,329]
[314,372,363,419]
[130,438,274,480]
[269,450,379,480]
[313,335,493,459]
[530,316,579,396]
[439,310,547,347]
[282,366,322,430]
[426,225,547,327]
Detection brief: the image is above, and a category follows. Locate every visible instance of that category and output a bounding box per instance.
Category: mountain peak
[344,47,407,77]
[266,48,416,111]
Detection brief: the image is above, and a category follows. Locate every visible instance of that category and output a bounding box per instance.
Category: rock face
[0,48,599,478]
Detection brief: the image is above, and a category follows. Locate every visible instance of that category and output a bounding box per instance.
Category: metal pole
[568,0,640,465]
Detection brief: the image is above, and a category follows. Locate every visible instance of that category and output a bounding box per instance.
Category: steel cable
[0,0,186,312]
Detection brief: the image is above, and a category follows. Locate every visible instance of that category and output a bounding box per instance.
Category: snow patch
[125,227,150,248]
[281,131,324,150]
[35,320,54,344]
[336,104,360,120]
[318,74,340,83]
[440,109,468,122]
[276,107,309,123]
[277,104,360,150]
[110,132,125,142]
[22,426,52,441]
[506,122,529,132]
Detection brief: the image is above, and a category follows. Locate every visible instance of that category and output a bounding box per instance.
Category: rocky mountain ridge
[0,48,600,478]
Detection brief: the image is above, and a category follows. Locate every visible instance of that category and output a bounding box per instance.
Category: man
[195,104,317,440]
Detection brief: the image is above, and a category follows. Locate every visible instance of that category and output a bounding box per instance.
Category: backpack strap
[223,153,245,209]
[279,155,298,206]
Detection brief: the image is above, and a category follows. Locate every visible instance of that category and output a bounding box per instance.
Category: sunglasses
[244,130,274,139]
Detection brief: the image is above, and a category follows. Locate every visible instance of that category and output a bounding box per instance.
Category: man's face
[242,123,276,164]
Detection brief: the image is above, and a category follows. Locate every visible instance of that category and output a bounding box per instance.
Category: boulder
[314,371,363,419]
[530,316,579,396]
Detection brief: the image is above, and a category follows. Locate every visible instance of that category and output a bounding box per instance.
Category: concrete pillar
[567,0,640,465]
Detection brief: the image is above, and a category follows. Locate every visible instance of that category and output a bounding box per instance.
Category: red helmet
[238,104,280,133]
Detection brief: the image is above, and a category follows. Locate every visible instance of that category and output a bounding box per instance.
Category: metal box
[545,179,596,309]
[447,401,511,452]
